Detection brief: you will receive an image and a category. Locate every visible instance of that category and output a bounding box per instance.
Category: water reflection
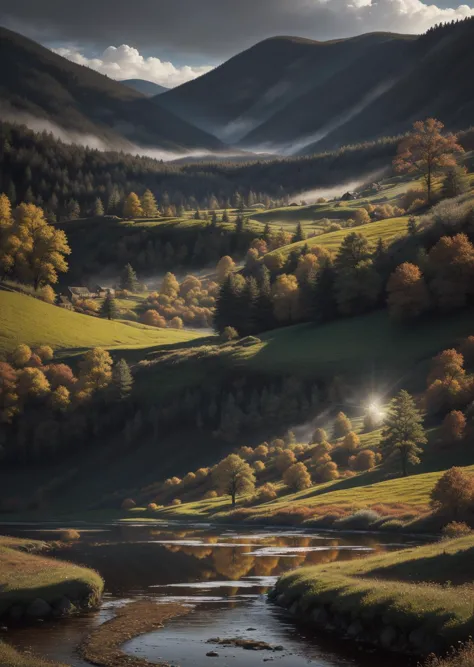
[2,523,421,667]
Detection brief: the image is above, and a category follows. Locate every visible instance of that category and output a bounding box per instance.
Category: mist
[294,168,388,204]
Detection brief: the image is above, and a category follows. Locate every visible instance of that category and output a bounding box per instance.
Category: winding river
[3,522,422,666]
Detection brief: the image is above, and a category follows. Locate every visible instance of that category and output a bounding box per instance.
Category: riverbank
[80,600,190,667]
[0,535,104,623]
[270,535,474,656]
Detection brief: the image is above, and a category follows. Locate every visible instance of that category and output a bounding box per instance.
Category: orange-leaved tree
[393,118,463,204]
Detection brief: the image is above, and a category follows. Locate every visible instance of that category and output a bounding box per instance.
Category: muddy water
[3,522,422,666]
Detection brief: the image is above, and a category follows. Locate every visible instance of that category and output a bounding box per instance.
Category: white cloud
[53,44,213,88]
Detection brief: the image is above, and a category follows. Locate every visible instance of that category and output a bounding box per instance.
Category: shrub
[334,509,381,530]
[221,326,239,342]
[442,521,473,538]
[343,431,360,452]
[378,518,405,532]
[275,448,297,472]
[142,309,167,328]
[311,442,332,463]
[311,427,327,444]
[121,498,136,510]
[314,461,339,483]
[350,449,376,471]
[441,410,466,443]
[255,483,278,503]
[38,284,56,304]
[147,503,159,511]
[254,443,269,459]
[334,411,352,438]
[60,529,80,542]
[238,446,254,460]
[431,467,474,519]
[204,490,218,499]
[35,345,54,362]
[171,498,182,506]
[253,460,265,473]
[195,468,210,482]
[283,462,312,491]
[183,472,197,486]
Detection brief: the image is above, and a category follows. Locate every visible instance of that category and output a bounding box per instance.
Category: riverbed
[2,522,423,666]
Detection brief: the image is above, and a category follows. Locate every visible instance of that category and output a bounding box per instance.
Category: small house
[68,286,92,302]
[341,191,358,201]
[95,285,116,298]
[58,295,74,310]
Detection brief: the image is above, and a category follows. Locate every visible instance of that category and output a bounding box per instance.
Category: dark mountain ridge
[0,27,223,152]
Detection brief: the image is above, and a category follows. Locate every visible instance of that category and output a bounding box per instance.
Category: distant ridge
[121,79,169,97]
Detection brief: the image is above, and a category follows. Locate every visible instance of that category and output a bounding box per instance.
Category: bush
[171,498,182,506]
[350,449,376,471]
[334,509,381,530]
[147,503,159,511]
[221,326,239,342]
[378,518,405,532]
[275,448,296,472]
[35,345,54,362]
[431,467,474,519]
[255,483,278,503]
[253,460,265,473]
[343,431,360,452]
[311,427,327,444]
[442,521,473,538]
[60,529,80,542]
[204,490,218,499]
[441,410,466,443]
[334,411,352,438]
[314,461,339,483]
[283,462,312,491]
[121,498,136,510]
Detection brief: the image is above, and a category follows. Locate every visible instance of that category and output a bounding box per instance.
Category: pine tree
[292,221,305,243]
[214,274,240,334]
[194,208,201,220]
[407,216,418,236]
[263,223,271,242]
[100,292,118,320]
[239,277,260,336]
[221,209,229,223]
[235,215,244,235]
[120,263,139,292]
[313,263,338,322]
[211,210,218,227]
[67,198,81,219]
[94,197,105,217]
[441,165,470,199]
[255,268,275,332]
[111,358,133,400]
[381,390,427,476]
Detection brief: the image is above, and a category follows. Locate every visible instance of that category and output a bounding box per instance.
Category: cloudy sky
[0,0,473,87]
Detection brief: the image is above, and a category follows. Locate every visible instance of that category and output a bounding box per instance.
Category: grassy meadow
[0,289,203,356]
[273,535,474,654]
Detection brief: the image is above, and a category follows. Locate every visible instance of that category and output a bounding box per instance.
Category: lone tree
[334,411,352,439]
[111,358,133,400]
[100,292,118,320]
[212,454,256,507]
[431,467,474,519]
[381,390,427,476]
[120,263,139,292]
[393,118,463,204]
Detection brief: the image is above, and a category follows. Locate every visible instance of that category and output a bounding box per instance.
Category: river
[3,522,423,666]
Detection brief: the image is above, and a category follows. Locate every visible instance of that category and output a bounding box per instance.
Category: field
[0,289,203,356]
[0,537,103,616]
[273,535,474,654]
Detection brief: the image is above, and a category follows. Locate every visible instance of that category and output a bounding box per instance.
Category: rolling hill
[0,27,223,152]
[121,79,168,96]
[157,19,474,153]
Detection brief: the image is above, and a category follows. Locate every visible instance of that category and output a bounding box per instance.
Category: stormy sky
[0,0,473,87]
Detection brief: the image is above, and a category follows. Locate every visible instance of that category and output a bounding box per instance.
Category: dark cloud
[0,0,472,63]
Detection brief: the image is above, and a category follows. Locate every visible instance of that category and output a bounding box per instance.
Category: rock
[8,605,24,622]
[347,621,364,638]
[273,646,284,651]
[311,608,328,626]
[276,594,287,607]
[54,597,75,617]
[206,651,219,657]
[289,602,299,616]
[380,625,398,649]
[409,628,441,654]
[246,628,257,631]
[26,598,52,619]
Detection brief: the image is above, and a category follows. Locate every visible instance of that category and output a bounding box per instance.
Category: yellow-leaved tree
[77,348,113,398]
[8,204,70,289]
[0,193,14,275]
[123,192,143,218]
[212,454,256,507]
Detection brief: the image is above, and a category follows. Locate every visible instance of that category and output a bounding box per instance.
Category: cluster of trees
[0,195,70,290]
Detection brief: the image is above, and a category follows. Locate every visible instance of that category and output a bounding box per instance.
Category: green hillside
[0,290,202,355]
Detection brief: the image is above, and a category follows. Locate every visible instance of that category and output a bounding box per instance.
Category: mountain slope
[157,33,416,145]
[122,79,168,96]
[0,27,223,151]
[157,21,474,153]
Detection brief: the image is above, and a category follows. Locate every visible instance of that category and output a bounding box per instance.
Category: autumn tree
[428,234,474,310]
[120,263,139,292]
[8,204,70,289]
[100,292,118,320]
[212,454,256,507]
[271,274,299,323]
[77,348,113,397]
[50,385,70,412]
[350,449,376,471]
[123,192,143,218]
[387,262,430,320]
[45,363,76,390]
[161,272,179,297]
[216,255,236,283]
[283,462,312,491]
[142,309,167,328]
[111,358,133,400]
[343,431,360,452]
[17,367,50,399]
[334,411,352,439]
[381,390,427,476]
[441,410,466,443]
[275,448,297,472]
[255,443,269,459]
[393,118,464,204]
[141,189,158,217]
[94,197,104,217]
[354,208,371,225]
[431,467,474,518]
[314,460,339,483]
[10,344,32,368]
[0,193,13,275]
[311,427,328,444]
[311,441,332,464]
[0,361,18,422]
[428,349,465,386]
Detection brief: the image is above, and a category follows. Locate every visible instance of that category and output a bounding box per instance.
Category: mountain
[121,79,169,96]
[157,21,474,154]
[0,27,223,152]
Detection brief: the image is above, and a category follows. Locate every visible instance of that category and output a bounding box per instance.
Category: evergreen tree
[263,223,271,242]
[221,209,229,223]
[214,274,238,334]
[313,263,338,322]
[111,358,133,400]
[254,268,275,332]
[194,208,201,220]
[211,210,218,227]
[67,198,81,219]
[141,189,159,217]
[292,221,305,243]
[441,165,470,199]
[235,214,244,235]
[407,216,418,236]
[94,197,104,217]
[239,277,260,336]
[7,181,16,205]
[120,263,139,292]
[100,292,118,320]
[381,390,427,477]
